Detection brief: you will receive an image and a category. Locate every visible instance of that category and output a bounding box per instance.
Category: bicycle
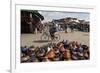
[41,32,60,41]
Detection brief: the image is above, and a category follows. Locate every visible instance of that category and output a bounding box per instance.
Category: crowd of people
[21,40,90,63]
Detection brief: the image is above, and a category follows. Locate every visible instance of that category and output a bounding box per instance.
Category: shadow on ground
[83,33,89,36]
[33,40,51,43]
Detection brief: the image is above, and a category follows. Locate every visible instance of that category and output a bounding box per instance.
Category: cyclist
[49,25,57,40]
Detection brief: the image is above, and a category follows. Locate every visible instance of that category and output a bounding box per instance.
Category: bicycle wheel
[54,34,60,41]
[41,34,49,41]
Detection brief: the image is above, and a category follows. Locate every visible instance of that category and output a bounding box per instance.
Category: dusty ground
[21,30,89,47]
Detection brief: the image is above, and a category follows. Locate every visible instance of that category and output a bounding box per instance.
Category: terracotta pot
[62,50,71,60]
[60,46,66,52]
[45,49,55,59]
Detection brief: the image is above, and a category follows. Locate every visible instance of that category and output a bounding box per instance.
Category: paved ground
[21,30,89,47]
